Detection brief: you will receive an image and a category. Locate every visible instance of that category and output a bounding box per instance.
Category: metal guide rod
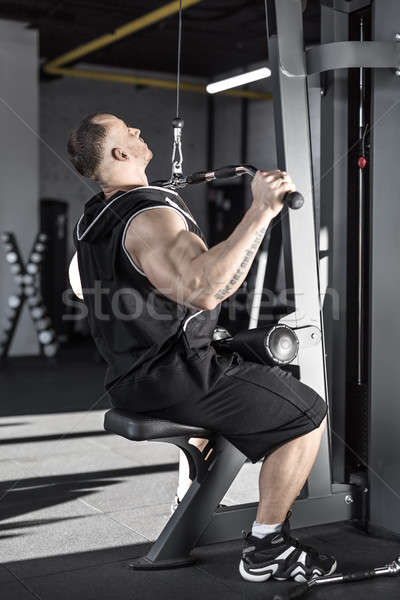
[357,17,367,385]
[266,0,332,496]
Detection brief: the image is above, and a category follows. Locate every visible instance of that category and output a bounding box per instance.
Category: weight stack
[346,381,369,473]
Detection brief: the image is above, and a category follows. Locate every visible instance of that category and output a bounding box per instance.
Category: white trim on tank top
[122,205,188,276]
[76,185,183,241]
[182,310,205,332]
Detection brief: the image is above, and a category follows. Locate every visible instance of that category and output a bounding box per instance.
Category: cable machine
[104,0,400,572]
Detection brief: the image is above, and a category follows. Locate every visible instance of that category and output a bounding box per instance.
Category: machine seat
[104,408,210,441]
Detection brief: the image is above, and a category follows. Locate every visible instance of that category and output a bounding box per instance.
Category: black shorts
[141,353,327,464]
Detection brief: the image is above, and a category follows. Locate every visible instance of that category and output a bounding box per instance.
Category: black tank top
[73,186,234,411]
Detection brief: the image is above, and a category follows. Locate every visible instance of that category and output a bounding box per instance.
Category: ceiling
[1,0,321,78]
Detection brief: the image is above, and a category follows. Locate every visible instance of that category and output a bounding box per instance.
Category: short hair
[67,113,107,179]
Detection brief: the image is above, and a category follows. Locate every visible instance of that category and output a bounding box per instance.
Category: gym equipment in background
[273,555,400,600]
[0,231,59,363]
[207,183,246,248]
[40,199,69,341]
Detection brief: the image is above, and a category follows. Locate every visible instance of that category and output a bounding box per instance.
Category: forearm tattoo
[214,226,267,301]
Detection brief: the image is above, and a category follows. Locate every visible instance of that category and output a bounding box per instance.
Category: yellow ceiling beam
[42,0,272,101]
[44,0,205,70]
[48,66,272,100]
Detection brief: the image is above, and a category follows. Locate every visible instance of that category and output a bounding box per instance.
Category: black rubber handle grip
[284,191,304,210]
[273,582,310,600]
[213,165,242,179]
[186,170,208,184]
[186,166,240,184]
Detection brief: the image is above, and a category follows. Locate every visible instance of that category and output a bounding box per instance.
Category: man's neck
[102,177,148,201]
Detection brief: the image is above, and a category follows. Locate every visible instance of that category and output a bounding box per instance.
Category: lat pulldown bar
[152,118,304,211]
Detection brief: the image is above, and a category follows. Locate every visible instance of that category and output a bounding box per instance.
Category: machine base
[129,556,196,570]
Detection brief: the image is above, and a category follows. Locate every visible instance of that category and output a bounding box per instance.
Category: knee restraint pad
[213,324,299,367]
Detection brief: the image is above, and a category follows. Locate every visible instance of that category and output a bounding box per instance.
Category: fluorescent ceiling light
[206,67,271,94]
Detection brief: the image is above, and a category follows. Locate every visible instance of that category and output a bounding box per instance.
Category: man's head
[67,113,153,187]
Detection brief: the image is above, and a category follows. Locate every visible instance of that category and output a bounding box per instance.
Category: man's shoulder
[122,186,187,226]
[126,185,180,200]
[118,186,182,213]
[126,199,187,238]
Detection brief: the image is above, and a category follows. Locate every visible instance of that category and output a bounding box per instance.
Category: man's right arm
[125,170,295,311]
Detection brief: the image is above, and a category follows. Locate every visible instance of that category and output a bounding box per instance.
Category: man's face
[96,114,153,166]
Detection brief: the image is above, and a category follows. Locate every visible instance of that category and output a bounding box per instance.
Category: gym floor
[1,348,399,600]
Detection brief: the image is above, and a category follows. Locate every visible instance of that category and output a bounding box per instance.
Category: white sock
[252,520,283,539]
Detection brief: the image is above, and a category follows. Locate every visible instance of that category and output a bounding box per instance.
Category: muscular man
[68,113,336,583]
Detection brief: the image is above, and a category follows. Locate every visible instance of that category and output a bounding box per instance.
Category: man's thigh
[145,357,327,463]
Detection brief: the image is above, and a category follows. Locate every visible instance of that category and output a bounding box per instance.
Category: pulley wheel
[265,324,299,365]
